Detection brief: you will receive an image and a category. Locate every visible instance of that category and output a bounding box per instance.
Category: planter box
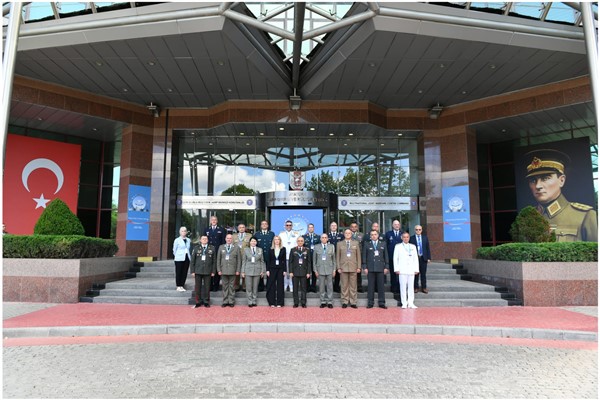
[462,259,598,306]
[3,257,136,303]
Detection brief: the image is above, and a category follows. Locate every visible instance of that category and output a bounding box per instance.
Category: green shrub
[2,235,118,258]
[476,242,597,262]
[34,198,85,235]
[509,206,553,243]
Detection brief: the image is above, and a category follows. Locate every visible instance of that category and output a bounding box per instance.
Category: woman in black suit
[266,235,286,307]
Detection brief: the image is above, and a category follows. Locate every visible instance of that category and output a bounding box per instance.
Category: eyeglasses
[415,228,422,231]
[285,224,292,226]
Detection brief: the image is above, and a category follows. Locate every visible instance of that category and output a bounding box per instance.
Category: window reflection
[176,125,418,197]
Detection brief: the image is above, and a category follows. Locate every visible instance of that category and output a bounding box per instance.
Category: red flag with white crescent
[3,134,81,234]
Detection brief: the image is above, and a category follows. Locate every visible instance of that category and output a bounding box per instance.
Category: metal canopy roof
[3,1,596,145]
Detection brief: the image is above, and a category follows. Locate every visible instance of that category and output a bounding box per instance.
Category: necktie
[323,244,326,251]
[347,241,350,249]
[417,236,422,256]
[202,246,206,254]
[226,245,230,252]
[373,241,377,249]
[252,248,256,255]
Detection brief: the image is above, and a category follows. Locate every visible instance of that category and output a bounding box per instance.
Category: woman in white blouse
[172,226,191,291]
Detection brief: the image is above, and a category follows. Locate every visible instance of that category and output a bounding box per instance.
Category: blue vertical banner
[126,184,151,241]
[442,185,471,242]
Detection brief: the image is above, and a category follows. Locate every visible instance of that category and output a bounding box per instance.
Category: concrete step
[92,296,510,307]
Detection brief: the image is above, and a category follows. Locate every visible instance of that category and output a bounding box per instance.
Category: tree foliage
[34,198,85,235]
[306,165,410,195]
[509,206,554,243]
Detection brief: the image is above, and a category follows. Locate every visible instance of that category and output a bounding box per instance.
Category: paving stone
[502,328,533,339]
[222,324,250,333]
[250,324,277,333]
[415,325,444,335]
[166,324,196,334]
[277,323,305,333]
[387,325,415,335]
[442,325,472,337]
[471,327,503,337]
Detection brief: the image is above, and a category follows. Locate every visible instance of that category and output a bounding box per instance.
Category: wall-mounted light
[428,103,443,120]
[147,102,160,118]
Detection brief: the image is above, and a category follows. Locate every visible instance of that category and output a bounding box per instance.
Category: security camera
[147,102,160,118]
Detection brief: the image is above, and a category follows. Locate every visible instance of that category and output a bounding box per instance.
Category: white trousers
[399,274,416,306]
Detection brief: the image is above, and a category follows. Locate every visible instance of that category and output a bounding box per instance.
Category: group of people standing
[172,217,431,309]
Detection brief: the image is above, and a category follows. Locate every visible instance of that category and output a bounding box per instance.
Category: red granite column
[422,126,481,259]
[116,124,154,257]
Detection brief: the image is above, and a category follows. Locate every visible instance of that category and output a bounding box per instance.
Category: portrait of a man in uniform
[522,148,597,242]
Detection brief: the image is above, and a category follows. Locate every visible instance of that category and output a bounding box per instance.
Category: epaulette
[571,202,594,211]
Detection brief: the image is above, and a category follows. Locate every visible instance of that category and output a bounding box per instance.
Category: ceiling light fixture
[428,103,443,120]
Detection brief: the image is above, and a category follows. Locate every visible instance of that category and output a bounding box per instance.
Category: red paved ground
[3,304,598,332]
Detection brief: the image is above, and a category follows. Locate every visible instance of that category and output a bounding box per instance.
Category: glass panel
[478,167,490,187]
[56,2,90,14]
[490,141,514,163]
[495,211,518,242]
[100,186,114,209]
[112,187,119,211]
[469,2,507,11]
[99,210,113,239]
[77,209,98,237]
[512,2,544,18]
[23,2,55,22]
[479,188,491,211]
[480,213,492,242]
[78,185,99,208]
[493,187,517,211]
[546,2,579,23]
[79,162,100,185]
[492,165,515,187]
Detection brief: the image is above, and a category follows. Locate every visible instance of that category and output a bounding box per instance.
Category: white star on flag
[33,193,50,209]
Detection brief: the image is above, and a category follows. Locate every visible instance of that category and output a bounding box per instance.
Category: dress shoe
[277,305,282,308]
[408,304,418,309]
[320,304,326,308]
[301,304,307,308]
[271,305,276,308]
[350,304,358,309]
[342,304,348,309]
[248,304,252,308]
[221,304,227,308]
[293,304,299,308]
[379,305,388,309]
[401,304,407,309]
[414,288,420,293]
[366,305,374,309]
[327,304,333,309]
[357,288,364,293]
[422,288,429,294]
[192,304,201,309]
[204,303,210,308]
[229,304,235,308]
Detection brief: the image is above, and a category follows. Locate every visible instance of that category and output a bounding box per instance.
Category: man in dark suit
[303,223,321,293]
[384,219,403,298]
[255,220,274,292]
[410,225,431,294]
[289,236,312,308]
[327,221,343,292]
[362,230,389,309]
[205,215,226,291]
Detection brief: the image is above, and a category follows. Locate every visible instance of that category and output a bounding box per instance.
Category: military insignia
[571,202,593,211]
[546,200,561,217]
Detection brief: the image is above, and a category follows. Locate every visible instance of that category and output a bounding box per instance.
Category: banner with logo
[126,184,151,241]
[442,185,471,242]
[3,134,81,235]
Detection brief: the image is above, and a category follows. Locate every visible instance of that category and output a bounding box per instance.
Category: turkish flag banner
[3,134,82,235]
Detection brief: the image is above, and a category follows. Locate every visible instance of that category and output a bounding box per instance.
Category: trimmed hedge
[476,242,597,262]
[34,198,85,235]
[2,235,118,259]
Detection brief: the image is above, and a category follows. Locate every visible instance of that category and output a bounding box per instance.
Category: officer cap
[524,149,570,178]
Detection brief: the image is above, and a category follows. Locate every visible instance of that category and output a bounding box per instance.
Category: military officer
[233,223,251,291]
[336,229,362,308]
[216,234,242,307]
[255,220,275,292]
[302,223,321,293]
[525,149,597,242]
[362,230,389,309]
[205,216,226,291]
[289,236,312,308]
[190,235,216,308]
[313,233,336,308]
[328,221,344,292]
[350,222,365,293]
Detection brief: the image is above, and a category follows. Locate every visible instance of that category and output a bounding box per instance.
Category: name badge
[275,259,280,266]
[299,258,303,265]
[238,243,243,248]
[287,241,291,245]
[225,255,230,261]
[251,256,256,263]
[201,255,206,261]
[346,251,351,257]
[374,250,379,256]
[322,254,327,261]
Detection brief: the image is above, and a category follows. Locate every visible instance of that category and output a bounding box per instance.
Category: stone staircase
[82,261,521,307]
